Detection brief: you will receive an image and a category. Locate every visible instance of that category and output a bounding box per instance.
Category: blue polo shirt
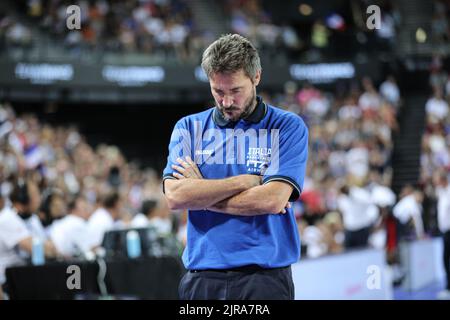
[163,96,308,270]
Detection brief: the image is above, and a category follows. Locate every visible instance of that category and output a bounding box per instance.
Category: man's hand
[172,156,203,179]
[280,202,291,214]
[172,156,262,189]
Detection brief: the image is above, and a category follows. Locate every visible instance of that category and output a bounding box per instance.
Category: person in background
[436,174,450,299]
[393,185,425,241]
[0,180,58,298]
[49,194,93,258]
[37,188,66,234]
[18,179,47,241]
[131,197,173,235]
[337,184,379,249]
[87,192,124,249]
[131,199,158,228]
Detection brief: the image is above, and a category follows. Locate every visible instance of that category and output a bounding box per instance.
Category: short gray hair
[201,34,262,81]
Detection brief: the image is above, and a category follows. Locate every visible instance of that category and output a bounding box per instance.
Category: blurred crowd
[224,0,302,59]
[1,0,211,61]
[261,75,429,272]
[0,102,187,290]
[420,52,450,235]
[0,0,404,63]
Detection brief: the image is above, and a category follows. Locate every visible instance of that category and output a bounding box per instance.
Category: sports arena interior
[0,0,450,300]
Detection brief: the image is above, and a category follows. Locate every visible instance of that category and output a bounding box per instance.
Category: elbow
[165,192,183,210]
[260,198,285,214]
[268,202,285,214]
[255,199,283,213]
[164,180,185,210]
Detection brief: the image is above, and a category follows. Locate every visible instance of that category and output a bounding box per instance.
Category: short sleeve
[263,114,308,201]
[162,117,193,193]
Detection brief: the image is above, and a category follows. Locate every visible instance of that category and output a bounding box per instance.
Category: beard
[18,210,33,220]
[216,89,257,122]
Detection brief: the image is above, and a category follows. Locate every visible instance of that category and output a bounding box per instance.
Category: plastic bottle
[31,237,45,266]
[126,230,141,259]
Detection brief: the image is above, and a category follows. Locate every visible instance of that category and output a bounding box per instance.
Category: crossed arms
[164,157,293,216]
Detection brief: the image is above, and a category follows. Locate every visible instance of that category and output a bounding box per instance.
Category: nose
[222,95,234,108]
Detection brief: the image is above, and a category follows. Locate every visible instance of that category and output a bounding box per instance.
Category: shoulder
[131,213,149,227]
[266,105,308,135]
[0,207,19,224]
[0,207,27,233]
[89,208,111,224]
[175,108,215,127]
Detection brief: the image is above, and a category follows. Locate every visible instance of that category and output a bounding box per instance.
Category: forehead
[209,69,251,88]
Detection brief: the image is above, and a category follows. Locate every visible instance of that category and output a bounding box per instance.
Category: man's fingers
[278,202,291,214]
[176,157,190,169]
[172,164,186,174]
[186,156,203,178]
[185,156,197,170]
[173,172,185,179]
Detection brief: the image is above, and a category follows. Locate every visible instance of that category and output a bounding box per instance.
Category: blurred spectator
[337,185,379,249]
[393,186,425,240]
[359,77,382,114]
[87,192,124,249]
[131,196,172,234]
[425,87,449,123]
[0,180,58,291]
[435,173,450,299]
[379,75,401,111]
[37,188,66,231]
[49,194,93,258]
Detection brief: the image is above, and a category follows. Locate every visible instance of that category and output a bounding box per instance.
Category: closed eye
[214,89,224,96]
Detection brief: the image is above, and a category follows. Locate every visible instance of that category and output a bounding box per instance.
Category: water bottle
[31,237,45,266]
[126,230,141,259]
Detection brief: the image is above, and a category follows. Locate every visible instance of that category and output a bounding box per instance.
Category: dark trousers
[345,226,371,249]
[178,265,294,300]
[444,231,450,290]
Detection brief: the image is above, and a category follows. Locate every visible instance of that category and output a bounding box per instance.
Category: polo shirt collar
[213,96,267,128]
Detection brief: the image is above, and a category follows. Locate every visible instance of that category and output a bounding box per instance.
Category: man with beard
[163,34,309,300]
[0,179,58,299]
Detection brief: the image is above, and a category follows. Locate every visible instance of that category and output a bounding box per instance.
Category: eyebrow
[213,87,243,91]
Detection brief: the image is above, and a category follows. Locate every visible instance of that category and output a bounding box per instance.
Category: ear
[253,70,261,86]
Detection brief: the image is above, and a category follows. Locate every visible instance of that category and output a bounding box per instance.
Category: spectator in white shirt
[13,179,47,242]
[134,197,173,234]
[359,77,382,112]
[368,178,397,250]
[131,199,158,228]
[0,181,57,298]
[37,188,66,234]
[346,140,369,179]
[337,184,379,249]
[87,192,123,249]
[50,195,93,258]
[379,75,400,109]
[425,87,449,122]
[392,186,425,240]
[131,197,173,235]
[435,174,450,299]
